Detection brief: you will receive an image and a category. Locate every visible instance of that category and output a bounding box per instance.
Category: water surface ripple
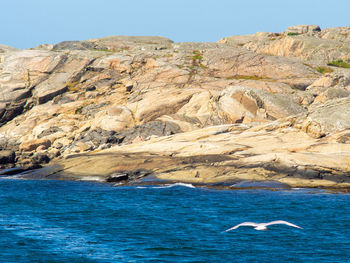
[0,179,349,262]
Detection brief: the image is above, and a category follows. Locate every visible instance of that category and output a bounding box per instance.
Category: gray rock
[285,25,321,35]
[231,180,291,189]
[53,41,96,51]
[32,152,50,165]
[0,150,15,164]
[326,87,350,99]
[302,97,350,136]
[54,36,173,51]
[37,126,63,139]
[119,121,182,143]
[0,100,26,125]
[33,54,95,105]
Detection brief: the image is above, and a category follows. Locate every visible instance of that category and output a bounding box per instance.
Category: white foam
[135,183,196,189]
[79,176,104,182]
[156,183,196,189]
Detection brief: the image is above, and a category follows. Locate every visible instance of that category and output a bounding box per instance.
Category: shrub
[66,81,80,91]
[327,59,350,68]
[192,50,203,61]
[287,32,299,36]
[315,66,334,74]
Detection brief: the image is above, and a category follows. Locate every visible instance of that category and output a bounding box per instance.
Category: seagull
[224,220,303,231]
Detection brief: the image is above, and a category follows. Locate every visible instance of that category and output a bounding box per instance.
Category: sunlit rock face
[1,28,350,188]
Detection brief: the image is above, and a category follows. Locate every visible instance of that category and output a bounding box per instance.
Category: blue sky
[1,0,349,49]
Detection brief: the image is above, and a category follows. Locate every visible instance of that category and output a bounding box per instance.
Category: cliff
[1,25,350,189]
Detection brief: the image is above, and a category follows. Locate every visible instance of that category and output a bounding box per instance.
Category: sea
[0,179,349,263]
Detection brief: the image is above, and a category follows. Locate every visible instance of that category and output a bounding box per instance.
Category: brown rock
[218,86,306,122]
[2,31,350,189]
[203,47,318,88]
[36,145,48,151]
[20,138,51,152]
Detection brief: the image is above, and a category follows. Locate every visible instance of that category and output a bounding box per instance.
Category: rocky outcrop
[1,27,350,188]
[219,25,350,65]
[25,114,350,188]
[53,35,173,52]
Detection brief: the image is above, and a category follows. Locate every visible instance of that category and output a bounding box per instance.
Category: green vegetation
[327,59,350,68]
[185,50,206,77]
[75,105,84,114]
[191,50,203,61]
[315,66,334,74]
[66,81,80,92]
[287,32,299,36]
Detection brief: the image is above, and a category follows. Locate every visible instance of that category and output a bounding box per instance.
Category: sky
[1,0,349,49]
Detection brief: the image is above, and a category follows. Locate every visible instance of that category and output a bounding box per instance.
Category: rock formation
[1,25,350,189]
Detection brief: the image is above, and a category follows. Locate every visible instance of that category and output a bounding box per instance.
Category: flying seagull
[224,220,303,231]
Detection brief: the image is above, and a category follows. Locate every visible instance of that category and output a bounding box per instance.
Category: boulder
[19,138,51,152]
[301,97,350,137]
[33,53,95,104]
[203,47,318,88]
[0,50,66,103]
[218,86,306,122]
[0,150,15,164]
[285,25,321,35]
[0,100,26,124]
[92,106,134,132]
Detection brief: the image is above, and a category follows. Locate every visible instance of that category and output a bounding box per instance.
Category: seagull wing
[224,222,258,232]
[264,220,303,229]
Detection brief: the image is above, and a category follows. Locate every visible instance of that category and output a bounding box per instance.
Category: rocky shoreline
[1,25,350,189]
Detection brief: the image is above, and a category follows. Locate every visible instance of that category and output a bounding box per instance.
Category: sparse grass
[66,81,80,92]
[287,32,299,36]
[192,50,203,61]
[315,66,334,74]
[75,105,84,114]
[327,59,350,68]
[184,50,206,77]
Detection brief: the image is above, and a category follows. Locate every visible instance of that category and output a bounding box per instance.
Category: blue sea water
[0,179,349,263]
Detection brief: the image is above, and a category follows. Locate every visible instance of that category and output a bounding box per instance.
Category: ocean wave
[159,183,196,188]
[137,183,196,189]
[79,176,104,182]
